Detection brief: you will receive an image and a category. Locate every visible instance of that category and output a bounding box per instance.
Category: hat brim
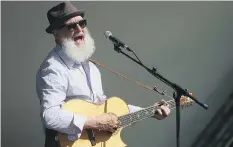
[46,10,85,34]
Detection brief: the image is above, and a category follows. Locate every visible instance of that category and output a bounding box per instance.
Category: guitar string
[119,99,176,127]
[120,100,183,128]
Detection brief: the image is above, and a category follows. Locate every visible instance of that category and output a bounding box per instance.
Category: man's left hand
[153,100,171,120]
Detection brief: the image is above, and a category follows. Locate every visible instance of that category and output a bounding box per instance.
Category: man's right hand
[84,112,120,133]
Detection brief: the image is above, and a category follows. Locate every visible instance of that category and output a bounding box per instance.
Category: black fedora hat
[46,1,85,34]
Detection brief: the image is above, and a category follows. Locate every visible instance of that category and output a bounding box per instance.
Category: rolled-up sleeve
[36,66,87,138]
[128,104,142,113]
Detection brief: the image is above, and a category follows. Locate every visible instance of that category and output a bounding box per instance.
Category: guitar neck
[118,99,176,128]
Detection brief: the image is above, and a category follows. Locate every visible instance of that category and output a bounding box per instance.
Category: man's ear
[53,30,61,44]
[53,29,58,36]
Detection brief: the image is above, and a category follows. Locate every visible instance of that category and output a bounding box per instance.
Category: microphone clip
[114,44,122,53]
[152,67,158,74]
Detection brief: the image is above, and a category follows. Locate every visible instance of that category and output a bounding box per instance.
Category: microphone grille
[104,31,112,39]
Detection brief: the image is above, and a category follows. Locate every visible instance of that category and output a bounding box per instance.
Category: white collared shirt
[36,45,141,140]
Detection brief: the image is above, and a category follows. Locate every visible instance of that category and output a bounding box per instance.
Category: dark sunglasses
[59,19,87,31]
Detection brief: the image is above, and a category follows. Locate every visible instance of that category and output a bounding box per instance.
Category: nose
[74,24,83,33]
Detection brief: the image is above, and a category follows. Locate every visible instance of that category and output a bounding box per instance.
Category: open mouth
[73,35,84,44]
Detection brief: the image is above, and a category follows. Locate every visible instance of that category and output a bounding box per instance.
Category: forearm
[83,116,99,129]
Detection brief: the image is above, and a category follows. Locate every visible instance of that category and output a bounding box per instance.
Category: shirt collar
[54,44,82,69]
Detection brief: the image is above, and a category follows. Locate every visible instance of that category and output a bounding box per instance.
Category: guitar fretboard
[119,99,176,127]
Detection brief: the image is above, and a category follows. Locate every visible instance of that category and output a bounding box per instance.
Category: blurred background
[2,1,233,147]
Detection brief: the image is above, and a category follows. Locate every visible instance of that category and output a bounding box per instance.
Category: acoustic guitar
[58,95,194,147]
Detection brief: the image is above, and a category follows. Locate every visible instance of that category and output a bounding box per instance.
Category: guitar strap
[44,128,61,147]
[81,62,93,97]
[89,58,173,99]
[83,61,109,147]
[90,61,108,147]
[81,61,96,146]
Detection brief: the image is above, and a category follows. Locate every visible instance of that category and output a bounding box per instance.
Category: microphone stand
[113,44,208,147]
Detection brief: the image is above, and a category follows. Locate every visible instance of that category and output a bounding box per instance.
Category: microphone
[104,31,132,52]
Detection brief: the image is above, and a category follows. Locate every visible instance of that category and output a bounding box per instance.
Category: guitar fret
[168,100,175,107]
[119,98,190,128]
[119,106,155,127]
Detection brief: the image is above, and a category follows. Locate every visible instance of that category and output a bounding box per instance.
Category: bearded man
[36,2,171,147]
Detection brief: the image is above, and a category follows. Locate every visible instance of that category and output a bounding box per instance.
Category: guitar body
[58,97,130,147]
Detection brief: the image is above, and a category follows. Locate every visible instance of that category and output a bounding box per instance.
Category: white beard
[61,31,96,63]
